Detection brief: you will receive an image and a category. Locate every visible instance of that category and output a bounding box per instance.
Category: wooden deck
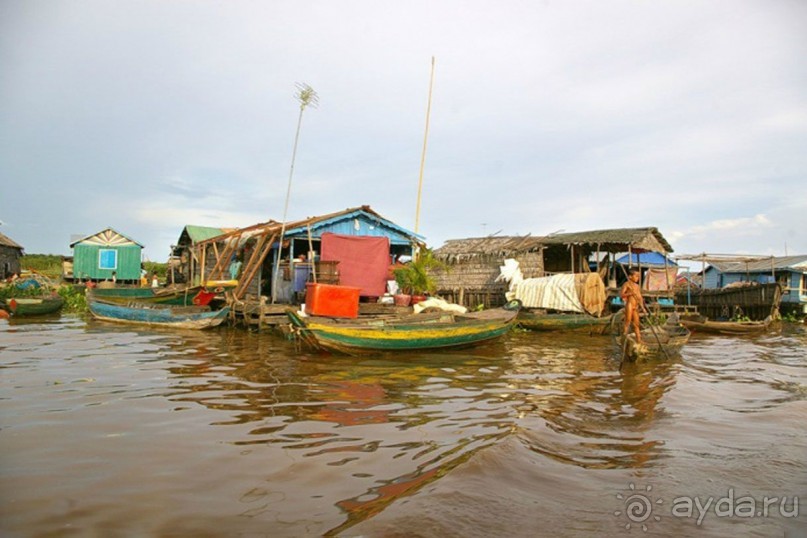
[229,297,413,329]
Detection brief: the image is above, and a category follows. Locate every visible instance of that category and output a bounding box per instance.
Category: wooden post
[307,224,317,284]
[200,244,207,286]
[236,233,277,300]
[570,245,575,273]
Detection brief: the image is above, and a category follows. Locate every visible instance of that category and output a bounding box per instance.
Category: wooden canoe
[3,295,65,316]
[286,306,519,354]
[88,298,230,330]
[517,310,612,333]
[679,314,775,335]
[89,281,236,306]
[618,324,691,360]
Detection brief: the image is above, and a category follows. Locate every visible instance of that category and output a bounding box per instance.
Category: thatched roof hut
[0,231,24,279]
[431,227,673,308]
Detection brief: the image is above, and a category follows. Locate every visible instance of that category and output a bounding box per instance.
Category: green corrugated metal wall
[73,244,142,280]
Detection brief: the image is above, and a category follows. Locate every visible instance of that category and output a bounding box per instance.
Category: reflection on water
[1,316,805,536]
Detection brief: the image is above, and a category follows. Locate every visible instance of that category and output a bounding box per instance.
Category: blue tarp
[616,252,677,267]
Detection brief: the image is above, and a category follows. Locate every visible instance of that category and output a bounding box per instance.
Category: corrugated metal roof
[183,225,230,244]
[0,231,23,250]
[69,227,144,248]
[707,255,807,273]
[197,206,423,246]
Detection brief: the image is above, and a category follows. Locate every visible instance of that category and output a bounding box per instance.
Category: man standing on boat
[621,268,646,343]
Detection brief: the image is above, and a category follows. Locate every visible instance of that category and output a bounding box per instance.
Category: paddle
[640,304,671,360]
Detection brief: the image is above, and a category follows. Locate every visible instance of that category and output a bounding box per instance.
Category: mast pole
[414,56,435,241]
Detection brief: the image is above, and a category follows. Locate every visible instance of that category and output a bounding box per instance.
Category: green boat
[287,303,520,355]
[2,295,65,316]
[517,310,613,333]
[89,281,235,306]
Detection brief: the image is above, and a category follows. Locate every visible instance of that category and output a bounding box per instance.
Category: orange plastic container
[305,283,361,318]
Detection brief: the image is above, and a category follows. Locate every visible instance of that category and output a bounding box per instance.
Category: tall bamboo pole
[414,56,435,238]
[272,83,318,304]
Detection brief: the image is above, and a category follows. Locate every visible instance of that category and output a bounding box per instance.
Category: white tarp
[498,259,606,315]
[508,273,586,312]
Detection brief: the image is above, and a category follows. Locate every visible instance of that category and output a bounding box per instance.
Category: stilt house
[192,206,424,303]
[69,228,144,283]
[432,227,673,308]
[0,231,24,279]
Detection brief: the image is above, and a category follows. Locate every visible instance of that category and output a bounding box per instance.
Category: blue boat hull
[88,299,229,330]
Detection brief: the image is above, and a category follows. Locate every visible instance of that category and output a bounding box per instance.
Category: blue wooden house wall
[703,265,805,306]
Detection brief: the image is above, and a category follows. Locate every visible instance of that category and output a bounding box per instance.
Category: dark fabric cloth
[320,233,390,297]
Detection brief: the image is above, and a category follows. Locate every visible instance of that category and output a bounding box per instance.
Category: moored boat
[286,303,520,354]
[1,295,65,316]
[679,314,776,335]
[88,298,230,329]
[517,310,613,333]
[89,280,236,306]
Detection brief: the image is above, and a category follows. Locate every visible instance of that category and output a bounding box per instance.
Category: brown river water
[1,314,805,537]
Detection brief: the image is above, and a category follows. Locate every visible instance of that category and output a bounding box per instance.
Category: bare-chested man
[620,267,645,343]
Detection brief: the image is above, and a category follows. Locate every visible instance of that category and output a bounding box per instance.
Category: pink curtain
[643,267,678,291]
[320,233,390,297]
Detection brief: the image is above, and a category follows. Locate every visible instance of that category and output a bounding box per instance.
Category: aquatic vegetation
[57,285,87,312]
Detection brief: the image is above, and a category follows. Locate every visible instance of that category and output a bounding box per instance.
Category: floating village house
[69,228,144,283]
[700,254,807,315]
[432,227,674,309]
[185,206,424,309]
[0,231,24,279]
[170,225,234,285]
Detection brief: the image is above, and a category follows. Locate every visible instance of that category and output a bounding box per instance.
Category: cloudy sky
[1,0,805,262]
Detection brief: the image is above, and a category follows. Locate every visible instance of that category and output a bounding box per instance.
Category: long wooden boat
[88,298,230,329]
[1,295,64,316]
[517,310,612,333]
[679,314,775,335]
[286,305,519,354]
[618,324,691,360]
[89,280,236,306]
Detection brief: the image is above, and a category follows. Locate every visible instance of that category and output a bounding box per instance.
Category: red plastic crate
[304,283,361,318]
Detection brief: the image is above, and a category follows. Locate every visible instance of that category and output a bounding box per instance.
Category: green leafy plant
[392,249,446,295]
[58,285,87,312]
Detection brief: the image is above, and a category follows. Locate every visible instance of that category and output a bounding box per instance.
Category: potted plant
[392,249,445,306]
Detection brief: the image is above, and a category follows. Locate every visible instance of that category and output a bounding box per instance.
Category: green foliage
[782,311,804,323]
[20,254,63,279]
[142,261,168,279]
[392,249,446,295]
[0,283,45,301]
[644,312,668,326]
[58,285,87,312]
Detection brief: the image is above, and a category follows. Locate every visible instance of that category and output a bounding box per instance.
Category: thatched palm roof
[433,235,544,262]
[0,231,24,250]
[434,227,672,262]
[541,227,673,253]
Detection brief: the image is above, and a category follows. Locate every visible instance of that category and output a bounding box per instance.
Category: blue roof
[616,252,677,267]
[283,207,424,246]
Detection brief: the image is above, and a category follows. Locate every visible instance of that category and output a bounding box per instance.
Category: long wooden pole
[414,56,435,236]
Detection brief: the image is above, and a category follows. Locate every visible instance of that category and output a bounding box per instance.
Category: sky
[1,0,805,264]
